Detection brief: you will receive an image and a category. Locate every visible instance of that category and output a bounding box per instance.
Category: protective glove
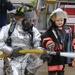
[48,43,55,52]
[56,51,60,56]
[10,47,23,57]
[41,54,52,63]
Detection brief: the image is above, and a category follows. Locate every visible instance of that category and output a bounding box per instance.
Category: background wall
[10,0,31,3]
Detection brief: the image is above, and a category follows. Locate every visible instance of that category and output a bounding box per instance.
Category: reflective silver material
[4,53,43,75]
[27,54,43,73]
[1,44,13,54]
[0,23,42,75]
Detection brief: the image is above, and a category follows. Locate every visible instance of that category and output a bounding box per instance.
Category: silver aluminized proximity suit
[0,23,43,75]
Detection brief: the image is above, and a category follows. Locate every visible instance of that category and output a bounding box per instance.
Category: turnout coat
[41,25,74,71]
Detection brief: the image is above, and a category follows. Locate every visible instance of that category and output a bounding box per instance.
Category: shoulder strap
[8,20,16,37]
[28,24,34,48]
[52,28,61,50]
[5,20,16,46]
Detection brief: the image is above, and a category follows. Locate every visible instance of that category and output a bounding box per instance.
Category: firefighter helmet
[15,4,36,19]
[50,8,68,22]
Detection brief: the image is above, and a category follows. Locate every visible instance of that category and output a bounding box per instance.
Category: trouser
[3,54,43,75]
[48,70,64,75]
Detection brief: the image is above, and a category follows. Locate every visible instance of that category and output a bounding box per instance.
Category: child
[41,8,74,75]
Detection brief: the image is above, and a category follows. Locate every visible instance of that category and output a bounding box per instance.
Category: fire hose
[0,49,75,58]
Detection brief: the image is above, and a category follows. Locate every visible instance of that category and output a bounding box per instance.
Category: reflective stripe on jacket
[48,65,63,71]
[42,37,53,48]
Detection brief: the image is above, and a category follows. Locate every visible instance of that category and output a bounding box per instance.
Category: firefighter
[41,8,74,75]
[0,4,43,75]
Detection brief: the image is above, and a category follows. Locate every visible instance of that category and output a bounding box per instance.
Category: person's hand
[6,0,10,2]
[48,43,55,52]
[10,47,23,57]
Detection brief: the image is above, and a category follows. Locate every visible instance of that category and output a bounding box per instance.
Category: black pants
[48,70,64,75]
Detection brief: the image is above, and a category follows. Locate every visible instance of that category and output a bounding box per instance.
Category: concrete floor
[36,62,75,75]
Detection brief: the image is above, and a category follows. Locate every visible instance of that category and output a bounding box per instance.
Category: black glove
[10,47,23,57]
[56,51,60,56]
[40,54,47,62]
[40,53,52,62]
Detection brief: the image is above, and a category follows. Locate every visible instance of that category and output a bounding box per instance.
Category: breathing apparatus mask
[15,3,36,32]
[22,19,33,31]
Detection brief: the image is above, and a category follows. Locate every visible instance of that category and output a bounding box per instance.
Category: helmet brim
[23,11,36,19]
[50,11,68,21]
